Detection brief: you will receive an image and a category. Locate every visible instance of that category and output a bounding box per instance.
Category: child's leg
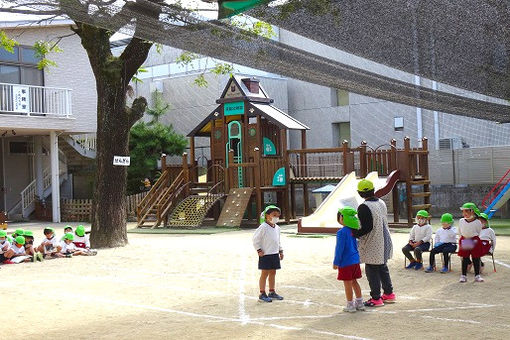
[472,257,481,275]
[352,279,362,299]
[259,270,269,293]
[461,257,469,275]
[343,280,354,302]
[268,269,276,292]
[402,244,415,262]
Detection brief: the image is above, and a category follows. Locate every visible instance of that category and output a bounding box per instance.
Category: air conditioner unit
[439,137,463,150]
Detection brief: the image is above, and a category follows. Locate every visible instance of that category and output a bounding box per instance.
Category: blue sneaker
[414,263,423,270]
[268,291,284,300]
[424,266,434,273]
[405,262,417,269]
[258,293,272,303]
[440,267,449,273]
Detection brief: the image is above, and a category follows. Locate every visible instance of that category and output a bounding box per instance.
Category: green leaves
[146,90,170,124]
[0,30,18,53]
[132,67,148,84]
[33,40,63,70]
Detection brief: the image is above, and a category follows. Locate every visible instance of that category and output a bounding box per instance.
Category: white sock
[347,300,355,307]
[355,297,363,305]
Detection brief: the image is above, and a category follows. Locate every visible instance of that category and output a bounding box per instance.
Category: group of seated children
[402,203,496,282]
[0,225,97,264]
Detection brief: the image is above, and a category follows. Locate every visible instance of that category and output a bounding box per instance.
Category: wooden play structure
[137,76,430,230]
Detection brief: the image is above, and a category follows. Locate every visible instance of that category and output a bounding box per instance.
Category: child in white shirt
[253,205,284,303]
[36,227,62,259]
[402,210,433,270]
[458,202,484,283]
[3,236,30,263]
[59,233,87,257]
[425,213,457,273]
[0,230,11,263]
[72,226,97,256]
[478,213,496,273]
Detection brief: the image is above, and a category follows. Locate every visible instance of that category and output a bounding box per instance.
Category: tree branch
[127,96,148,128]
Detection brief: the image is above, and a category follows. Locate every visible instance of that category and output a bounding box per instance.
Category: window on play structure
[261,120,281,157]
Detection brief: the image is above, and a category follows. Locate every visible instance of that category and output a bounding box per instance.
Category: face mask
[271,217,279,224]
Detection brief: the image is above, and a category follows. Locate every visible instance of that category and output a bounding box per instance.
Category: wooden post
[342,140,349,176]
[228,149,235,189]
[390,139,397,171]
[390,139,399,223]
[210,119,216,185]
[281,129,290,223]
[422,137,430,210]
[182,152,189,197]
[360,141,368,177]
[190,137,196,183]
[404,136,413,225]
[254,147,262,217]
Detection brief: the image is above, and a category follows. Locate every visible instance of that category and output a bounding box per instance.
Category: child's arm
[424,225,433,243]
[333,230,345,269]
[252,226,265,256]
[352,204,373,238]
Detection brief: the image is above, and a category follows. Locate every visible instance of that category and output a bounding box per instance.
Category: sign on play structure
[12,85,30,113]
[113,156,130,166]
[224,101,244,116]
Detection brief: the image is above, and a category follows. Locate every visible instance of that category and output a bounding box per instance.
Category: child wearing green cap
[458,202,484,282]
[425,213,457,273]
[402,210,433,270]
[36,227,62,259]
[3,236,29,263]
[0,230,11,263]
[334,206,365,313]
[72,225,97,256]
[58,233,87,257]
[253,205,284,303]
[12,228,24,239]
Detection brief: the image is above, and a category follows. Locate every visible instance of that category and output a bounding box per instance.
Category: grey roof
[31,0,510,122]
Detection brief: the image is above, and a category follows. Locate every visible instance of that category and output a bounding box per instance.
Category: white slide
[299,171,388,230]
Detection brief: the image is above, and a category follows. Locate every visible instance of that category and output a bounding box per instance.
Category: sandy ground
[3,222,510,340]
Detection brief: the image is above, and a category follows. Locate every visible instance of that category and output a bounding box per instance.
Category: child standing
[253,205,284,303]
[334,206,365,313]
[402,210,433,270]
[425,213,457,273]
[479,213,496,273]
[458,202,484,283]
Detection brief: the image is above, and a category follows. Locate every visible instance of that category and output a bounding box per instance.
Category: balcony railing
[0,82,72,117]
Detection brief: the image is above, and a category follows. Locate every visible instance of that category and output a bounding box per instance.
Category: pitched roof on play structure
[188,75,309,137]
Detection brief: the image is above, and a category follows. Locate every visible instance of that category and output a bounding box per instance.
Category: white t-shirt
[458,218,482,238]
[73,234,90,248]
[0,240,10,254]
[435,227,457,244]
[409,224,433,243]
[60,241,76,254]
[12,245,25,255]
[252,222,282,255]
[479,227,496,253]
[41,235,60,252]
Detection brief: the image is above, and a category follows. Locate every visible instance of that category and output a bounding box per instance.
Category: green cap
[416,210,430,218]
[64,233,74,241]
[15,235,25,245]
[14,228,24,236]
[0,230,7,237]
[357,179,374,192]
[460,202,480,216]
[339,206,360,230]
[23,230,34,237]
[259,205,281,223]
[43,227,55,234]
[440,213,454,224]
[64,225,73,231]
[479,213,490,226]
[75,225,86,237]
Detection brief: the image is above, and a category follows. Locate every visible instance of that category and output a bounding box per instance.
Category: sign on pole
[113,156,131,166]
[12,85,30,114]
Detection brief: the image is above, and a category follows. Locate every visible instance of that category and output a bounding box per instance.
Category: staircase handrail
[137,169,170,215]
[159,179,191,220]
[481,168,510,209]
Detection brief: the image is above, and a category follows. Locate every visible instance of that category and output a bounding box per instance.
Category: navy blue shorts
[258,253,281,270]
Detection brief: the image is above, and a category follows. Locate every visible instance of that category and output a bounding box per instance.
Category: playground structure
[482,168,510,218]
[137,76,430,230]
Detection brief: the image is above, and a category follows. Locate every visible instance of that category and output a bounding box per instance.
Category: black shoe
[259,293,272,302]
[268,291,284,300]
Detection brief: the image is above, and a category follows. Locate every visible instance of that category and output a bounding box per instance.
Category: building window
[394,116,404,131]
[332,122,351,147]
[9,141,34,155]
[0,46,43,86]
[336,89,349,106]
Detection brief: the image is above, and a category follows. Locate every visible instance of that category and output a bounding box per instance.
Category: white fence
[429,146,510,185]
[0,82,72,117]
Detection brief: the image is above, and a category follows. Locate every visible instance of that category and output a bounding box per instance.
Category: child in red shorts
[458,202,484,283]
[333,206,365,313]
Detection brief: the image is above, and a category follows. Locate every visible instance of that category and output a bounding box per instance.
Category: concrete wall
[3,25,97,133]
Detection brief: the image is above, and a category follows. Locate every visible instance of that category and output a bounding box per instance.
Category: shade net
[4,0,510,122]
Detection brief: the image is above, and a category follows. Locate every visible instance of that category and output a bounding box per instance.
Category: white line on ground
[494,259,510,269]
[238,254,249,325]
[421,315,481,324]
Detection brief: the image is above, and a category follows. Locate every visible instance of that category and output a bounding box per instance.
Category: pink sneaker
[381,293,396,303]
[364,298,384,307]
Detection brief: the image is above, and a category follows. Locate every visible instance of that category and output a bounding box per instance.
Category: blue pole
[484,181,510,218]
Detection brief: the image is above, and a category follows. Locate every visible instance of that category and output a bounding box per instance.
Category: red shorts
[458,236,483,258]
[337,263,362,281]
[480,240,492,256]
